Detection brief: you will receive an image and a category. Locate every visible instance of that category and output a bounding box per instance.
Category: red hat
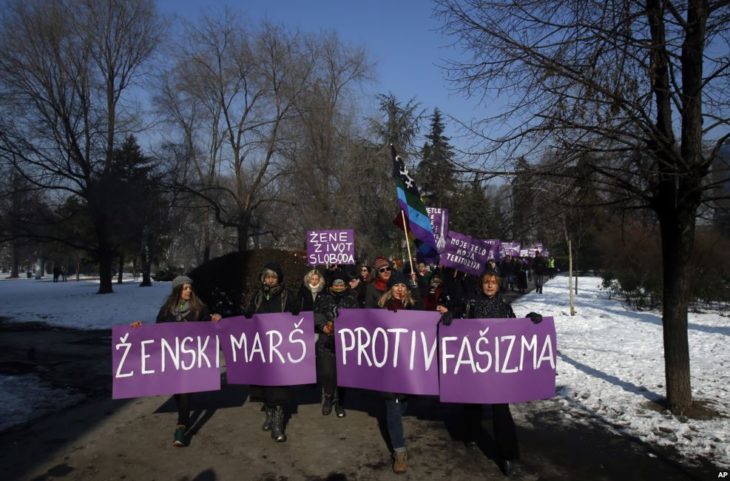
[373,256,390,271]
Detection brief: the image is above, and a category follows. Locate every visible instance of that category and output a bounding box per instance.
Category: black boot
[262,406,274,431]
[333,396,346,418]
[271,405,287,442]
[321,394,333,416]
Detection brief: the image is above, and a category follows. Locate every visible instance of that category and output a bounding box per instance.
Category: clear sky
[155,0,494,149]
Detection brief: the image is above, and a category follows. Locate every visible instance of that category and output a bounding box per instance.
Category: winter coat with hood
[296,269,328,313]
[244,261,298,315]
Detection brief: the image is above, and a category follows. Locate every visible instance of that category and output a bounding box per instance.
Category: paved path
[0,298,721,481]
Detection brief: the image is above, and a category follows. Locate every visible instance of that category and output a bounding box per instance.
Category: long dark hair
[160,283,204,320]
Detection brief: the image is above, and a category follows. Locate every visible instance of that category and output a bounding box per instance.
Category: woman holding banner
[438,271,542,477]
[315,272,359,417]
[243,261,299,443]
[132,275,222,448]
[377,270,422,474]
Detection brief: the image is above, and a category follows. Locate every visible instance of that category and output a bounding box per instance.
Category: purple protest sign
[481,239,501,261]
[335,308,441,395]
[426,207,449,253]
[440,230,491,276]
[218,313,316,386]
[307,229,355,266]
[499,241,522,258]
[112,322,221,400]
[438,317,557,404]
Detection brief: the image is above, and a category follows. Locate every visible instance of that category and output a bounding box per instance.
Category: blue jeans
[385,398,408,451]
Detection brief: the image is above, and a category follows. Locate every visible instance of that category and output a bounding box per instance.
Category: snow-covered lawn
[0,274,728,468]
[514,276,729,469]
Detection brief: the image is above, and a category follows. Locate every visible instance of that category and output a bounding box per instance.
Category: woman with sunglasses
[365,256,393,308]
[376,270,422,474]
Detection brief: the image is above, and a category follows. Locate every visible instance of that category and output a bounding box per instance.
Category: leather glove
[526,312,543,324]
[440,312,453,326]
[243,309,253,319]
[290,306,301,316]
[387,304,398,313]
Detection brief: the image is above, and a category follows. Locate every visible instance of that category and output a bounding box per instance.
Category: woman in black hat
[376,270,422,474]
[242,261,299,443]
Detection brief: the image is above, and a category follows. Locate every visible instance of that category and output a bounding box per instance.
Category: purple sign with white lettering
[440,230,492,276]
[426,207,449,253]
[112,322,221,400]
[307,229,355,266]
[481,239,501,261]
[438,317,557,404]
[218,313,316,386]
[335,308,441,395]
[499,241,522,258]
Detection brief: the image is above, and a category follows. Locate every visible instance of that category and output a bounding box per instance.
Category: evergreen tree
[451,177,493,239]
[109,135,170,286]
[417,108,457,208]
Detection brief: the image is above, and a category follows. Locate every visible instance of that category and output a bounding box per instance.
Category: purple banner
[307,229,355,266]
[218,313,316,386]
[481,239,501,261]
[112,322,221,400]
[527,243,545,258]
[439,317,557,404]
[426,207,449,254]
[499,241,522,258]
[335,308,441,395]
[440,230,491,276]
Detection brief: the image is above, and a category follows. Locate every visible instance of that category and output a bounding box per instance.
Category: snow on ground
[0,276,169,328]
[513,276,730,469]
[0,374,85,431]
[0,275,728,468]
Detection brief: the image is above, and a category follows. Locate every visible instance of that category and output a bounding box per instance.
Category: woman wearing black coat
[439,271,542,477]
[314,273,359,417]
[243,261,299,443]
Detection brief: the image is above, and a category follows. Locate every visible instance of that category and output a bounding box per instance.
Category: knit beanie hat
[387,271,409,289]
[171,275,193,291]
[373,256,390,271]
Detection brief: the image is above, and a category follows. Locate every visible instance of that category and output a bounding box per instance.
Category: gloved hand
[243,310,253,319]
[526,312,543,324]
[291,306,301,316]
[439,312,453,326]
[328,305,339,320]
[387,304,398,313]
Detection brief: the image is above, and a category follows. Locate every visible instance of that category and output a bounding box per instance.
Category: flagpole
[400,209,415,275]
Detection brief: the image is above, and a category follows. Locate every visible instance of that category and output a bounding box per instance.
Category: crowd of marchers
[133,252,552,477]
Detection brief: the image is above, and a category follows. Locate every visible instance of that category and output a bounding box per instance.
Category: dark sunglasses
[378,267,392,273]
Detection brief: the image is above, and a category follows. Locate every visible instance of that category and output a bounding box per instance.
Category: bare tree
[158,13,317,253]
[436,0,730,413]
[278,31,372,236]
[0,0,163,293]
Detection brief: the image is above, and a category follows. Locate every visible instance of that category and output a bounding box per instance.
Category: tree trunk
[658,205,695,413]
[139,226,152,287]
[9,242,20,278]
[96,220,114,293]
[203,207,211,263]
[117,255,124,284]
[98,247,114,294]
[237,214,250,253]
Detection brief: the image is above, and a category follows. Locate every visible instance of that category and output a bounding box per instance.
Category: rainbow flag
[391,145,439,262]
